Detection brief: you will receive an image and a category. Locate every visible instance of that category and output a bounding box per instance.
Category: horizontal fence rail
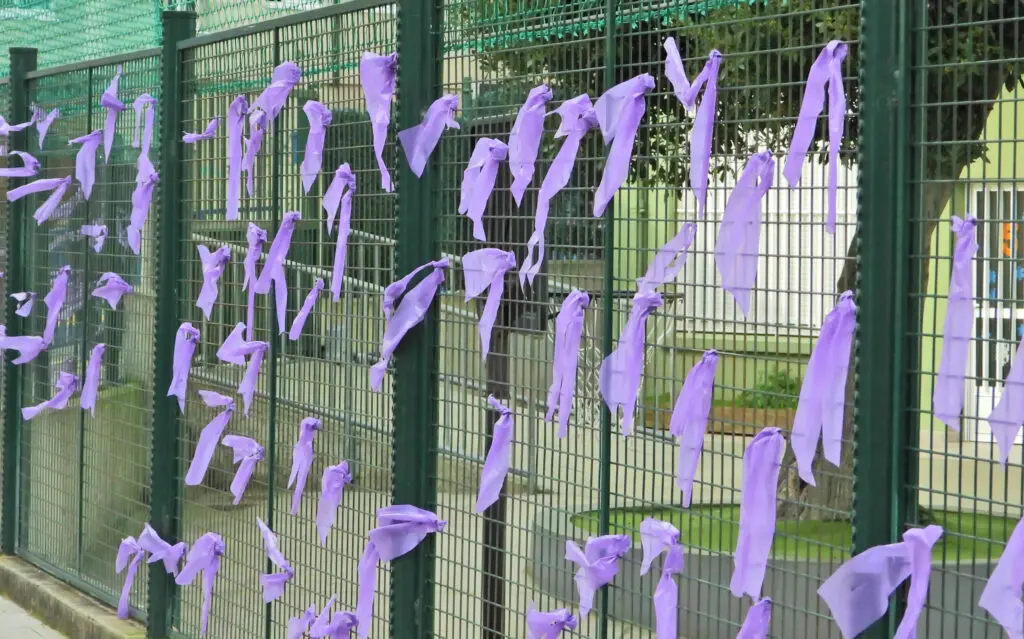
[0,2,1021,639]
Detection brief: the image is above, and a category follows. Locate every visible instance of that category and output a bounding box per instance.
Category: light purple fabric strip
[69,129,102,200]
[933,215,978,431]
[167,323,200,413]
[301,100,332,193]
[174,532,225,636]
[790,290,856,485]
[220,435,263,505]
[462,248,517,359]
[289,278,325,341]
[316,460,353,545]
[0,150,40,178]
[979,516,1024,639]
[183,117,219,144]
[226,95,248,220]
[81,224,108,253]
[638,222,698,294]
[508,84,553,206]
[22,371,77,420]
[185,391,235,486]
[42,265,70,346]
[592,74,655,218]
[458,138,508,241]
[31,105,59,150]
[397,94,459,177]
[526,601,578,639]
[599,290,663,436]
[360,51,397,192]
[325,164,356,301]
[782,41,848,233]
[545,289,590,438]
[474,396,514,513]
[670,349,719,506]
[288,417,323,515]
[564,534,630,617]
[100,66,125,163]
[91,272,133,310]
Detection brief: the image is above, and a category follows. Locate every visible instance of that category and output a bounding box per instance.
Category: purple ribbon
[42,265,70,346]
[22,371,77,421]
[10,292,35,318]
[664,38,722,219]
[988,335,1024,464]
[100,66,125,163]
[167,323,200,413]
[638,222,697,293]
[790,290,856,486]
[80,224,108,253]
[356,506,446,638]
[526,602,577,639]
[80,343,105,416]
[301,100,332,193]
[564,534,631,617]
[0,150,39,178]
[115,536,144,619]
[7,175,74,225]
[174,532,225,637]
[128,158,159,255]
[310,594,358,639]
[670,349,719,506]
[220,435,264,505]
[289,277,324,341]
[509,84,553,205]
[933,215,978,431]
[0,115,33,138]
[288,417,323,515]
[520,94,598,289]
[288,606,317,639]
[360,51,397,192]
[132,93,157,158]
[397,94,459,177]
[593,74,654,218]
[545,289,590,438]
[736,599,772,639]
[730,427,785,600]
[599,289,663,436]
[185,390,235,487]
[370,258,449,391]
[31,105,60,149]
[0,326,44,365]
[979,516,1024,638]
[183,117,219,144]
[715,150,775,315]
[216,322,268,416]
[254,211,300,334]
[640,518,684,639]
[138,522,188,577]
[91,272,133,310]
[324,164,356,301]
[195,244,231,320]
[819,525,943,639]
[783,41,848,233]
[316,460,353,545]
[249,61,302,129]
[475,396,514,513]
[69,130,102,200]
[226,96,248,220]
[458,137,507,241]
[463,248,517,359]
[243,223,267,340]
[243,109,267,197]
[257,517,294,603]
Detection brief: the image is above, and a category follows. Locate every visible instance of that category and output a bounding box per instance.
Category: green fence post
[2,47,38,555]
[148,11,196,637]
[853,1,911,637]
[390,0,442,637]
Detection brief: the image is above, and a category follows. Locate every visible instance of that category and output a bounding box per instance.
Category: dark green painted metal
[1,47,37,555]
[596,1,616,635]
[23,48,162,81]
[390,0,442,636]
[148,11,196,638]
[853,1,911,638]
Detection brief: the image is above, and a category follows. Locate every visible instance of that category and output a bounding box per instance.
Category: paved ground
[0,595,64,638]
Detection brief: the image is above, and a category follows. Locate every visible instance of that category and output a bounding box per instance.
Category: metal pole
[481,329,509,638]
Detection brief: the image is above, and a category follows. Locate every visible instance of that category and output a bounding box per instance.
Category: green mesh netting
[0,0,766,78]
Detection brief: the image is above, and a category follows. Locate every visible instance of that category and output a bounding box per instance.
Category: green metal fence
[0,1,1021,638]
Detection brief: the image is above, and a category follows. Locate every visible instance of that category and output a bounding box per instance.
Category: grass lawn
[572,505,1016,562]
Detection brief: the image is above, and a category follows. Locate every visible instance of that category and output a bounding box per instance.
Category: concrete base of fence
[0,555,144,639]
[532,510,1003,639]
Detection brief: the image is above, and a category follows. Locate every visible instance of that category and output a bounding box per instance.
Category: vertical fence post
[853,1,911,637]
[148,11,195,637]
[2,47,38,555]
[390,0,442,636]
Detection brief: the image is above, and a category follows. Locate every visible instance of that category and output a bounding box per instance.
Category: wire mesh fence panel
[18,67,92,584]
[907,1,1024,637]
[430,0,860,637]
[176,4,396,636]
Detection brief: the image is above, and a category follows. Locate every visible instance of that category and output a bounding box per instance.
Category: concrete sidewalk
[0,595,64,638]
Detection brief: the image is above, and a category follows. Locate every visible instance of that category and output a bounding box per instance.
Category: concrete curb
[0,556,145,639]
